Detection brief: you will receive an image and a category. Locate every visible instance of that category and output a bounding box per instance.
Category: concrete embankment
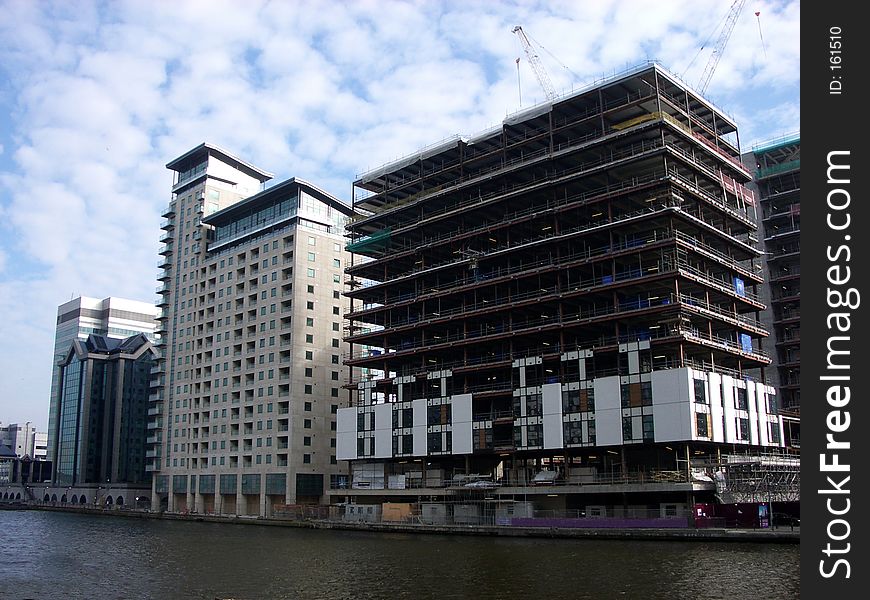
[2,503,799,543]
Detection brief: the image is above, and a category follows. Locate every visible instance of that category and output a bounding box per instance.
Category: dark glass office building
[52,334,156,487]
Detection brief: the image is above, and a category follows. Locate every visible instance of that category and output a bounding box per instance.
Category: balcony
[161,203,176,218]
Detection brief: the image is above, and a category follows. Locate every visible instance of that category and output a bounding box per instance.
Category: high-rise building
[52,333,157,489]
[338,62,788,514]
[47,297,160,461]
[747,133,800,446]
[151,144,353,516]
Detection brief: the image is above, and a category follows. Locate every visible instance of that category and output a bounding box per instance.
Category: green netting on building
[346,228,391,253]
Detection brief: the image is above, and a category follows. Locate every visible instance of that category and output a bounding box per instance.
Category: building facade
[51,334,156,490]
[0,422,47,459]
[338,62,786,514]
[47,296,160,461]
[152,144,353,516]
[747,134,800,447]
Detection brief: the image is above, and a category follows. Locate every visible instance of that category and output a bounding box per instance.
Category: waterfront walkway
[1,502,799,543]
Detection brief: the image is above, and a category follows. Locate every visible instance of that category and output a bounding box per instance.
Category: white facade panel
[708,372,725,442]
[373,404,393,459]
[746,381,760,445]
[542,383,563,449]
[721,375,737,443]
[412,399,428,456]
[450,394,473,455]
[651,368,692,442]
[594,376,622,446]
[336,408,357,461]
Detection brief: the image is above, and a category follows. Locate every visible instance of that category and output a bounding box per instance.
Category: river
[0,510,798,600]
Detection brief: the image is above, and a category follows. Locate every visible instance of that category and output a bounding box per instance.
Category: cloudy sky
[0,0,799,430]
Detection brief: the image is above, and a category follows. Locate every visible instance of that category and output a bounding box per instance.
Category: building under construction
[336,62,788,518]
[747,134,800,448]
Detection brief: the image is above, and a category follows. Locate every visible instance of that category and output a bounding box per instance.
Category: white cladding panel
[594,376,622,446]
[747,381,760,445]
[542,383,564,449]
[336,408,357,461]
[451,394,473,455]
[651,368,692,442]
[721,375,737,443]
[708,373,725,442]
[412,399,428,456]
[373,404,392,459]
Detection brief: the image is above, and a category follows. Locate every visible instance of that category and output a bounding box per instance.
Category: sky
[0,0,799,430]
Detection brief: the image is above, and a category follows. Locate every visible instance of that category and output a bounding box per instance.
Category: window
[640,381,652,406]
[308,252,316,262]
[304,401,312,411]
[526,424,542,447]
[306,317,314,327]
[641,415,654,441]
[694,379,708,404]
[331,388,339,397]
[306,334,314,343]
[735,387,748,410]
[304,419,312,429]
[331,338,339,348]
[696,413,709,437]
[306,351,313,360]
[622,417,633,441]
[331,355,339,364]
[332,259,340,268]
[307,301,314,310]
[333,306,340,315]
[331,371,339,380]
[562,389,581,413]
[305,368,313,377]
[333,291,340,299]
[303,454,311,464]
[303,436,311,446]
[308,285,315,293]
[620,384,631,408]
[331,404,338,414]
[769,422,781,444]
[304,384,313,394]
[308,236,315,246]
[307,268,315,277]
[738,417,750,440]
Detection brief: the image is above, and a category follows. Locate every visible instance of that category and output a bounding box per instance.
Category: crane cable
[681,6,731,78]
[755,11,767,59]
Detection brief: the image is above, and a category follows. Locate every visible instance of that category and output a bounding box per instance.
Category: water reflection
[0,511,799,600]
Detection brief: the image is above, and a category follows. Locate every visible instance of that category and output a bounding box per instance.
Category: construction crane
[696,0,746,94]
[512,25,556,101]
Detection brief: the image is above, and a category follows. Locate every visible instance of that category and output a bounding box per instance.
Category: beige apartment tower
[150,144,353,516]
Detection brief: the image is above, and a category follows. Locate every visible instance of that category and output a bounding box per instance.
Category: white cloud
[0,0,800,428]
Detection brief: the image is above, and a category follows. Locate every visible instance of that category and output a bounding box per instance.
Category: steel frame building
[336,63,785,512]
[749,133,800,447]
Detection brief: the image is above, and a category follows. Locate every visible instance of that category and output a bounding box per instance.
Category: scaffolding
[704,451,800,504]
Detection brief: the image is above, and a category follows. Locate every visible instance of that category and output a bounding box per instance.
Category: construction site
[332,60,799,525]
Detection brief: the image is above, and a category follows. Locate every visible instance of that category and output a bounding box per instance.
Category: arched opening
[2,492,8,499]
[70,495,78,504]
[15,492,21,500]
[116,496,124,506]
[79,495,87,504]
[105,496,113,505]
[61,494,67,503]
[43,494,50,501]
[51,494,57,502]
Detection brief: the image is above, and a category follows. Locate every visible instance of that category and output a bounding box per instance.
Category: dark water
[0,510,799,600]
